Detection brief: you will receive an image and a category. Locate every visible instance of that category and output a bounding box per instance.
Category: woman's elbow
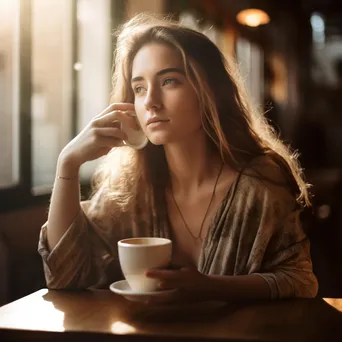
[296,275,319,298]
[287,270,319,298]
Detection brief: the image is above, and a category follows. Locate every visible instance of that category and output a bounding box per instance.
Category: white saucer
[109,280,177,302]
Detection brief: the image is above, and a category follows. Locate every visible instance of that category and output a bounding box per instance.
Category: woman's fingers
[145,269,182,280]
[158,280,178,290]
[97,135,124,148]
[93,110,139,130]
[95,127,127,141]
[146,266,191,279]
[85,127,127,149]
[60,104,137,166]
[95,103,135,119]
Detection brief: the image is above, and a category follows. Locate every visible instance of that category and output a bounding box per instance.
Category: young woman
[38,13,318,301]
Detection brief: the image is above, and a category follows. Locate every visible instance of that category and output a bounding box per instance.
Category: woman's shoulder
[242,154,285,180]
[235,154,297,205]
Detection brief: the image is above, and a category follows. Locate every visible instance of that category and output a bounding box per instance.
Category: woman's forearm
[47,153,81,252]
[204,274,271,301]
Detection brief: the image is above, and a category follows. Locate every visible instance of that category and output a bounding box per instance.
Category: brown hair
[92,13,310,226]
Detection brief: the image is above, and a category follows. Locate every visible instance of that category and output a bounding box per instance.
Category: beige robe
[38,157,318,299]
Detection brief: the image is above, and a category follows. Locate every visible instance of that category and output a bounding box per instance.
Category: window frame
[0,0,125,212]
[0,0,35,212]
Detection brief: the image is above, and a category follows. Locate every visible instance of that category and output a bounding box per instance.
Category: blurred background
[0,0,342,305]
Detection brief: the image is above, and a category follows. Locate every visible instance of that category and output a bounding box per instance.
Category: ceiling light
[236,8,270,27]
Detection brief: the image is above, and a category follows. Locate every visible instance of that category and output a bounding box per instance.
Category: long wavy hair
[92,13,310,226]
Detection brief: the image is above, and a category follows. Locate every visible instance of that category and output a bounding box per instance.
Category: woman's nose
[144,86,162,111]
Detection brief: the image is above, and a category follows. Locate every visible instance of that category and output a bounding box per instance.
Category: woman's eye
[163,78,178,86]
[134,86,145,94]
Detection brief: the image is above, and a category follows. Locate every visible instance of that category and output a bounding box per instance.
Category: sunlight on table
[111,321,136,334]
[323,298,342,312]
[2,290,65,332]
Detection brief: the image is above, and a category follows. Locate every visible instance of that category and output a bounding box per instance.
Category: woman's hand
[59,103,138,170]
[145,266,212,301]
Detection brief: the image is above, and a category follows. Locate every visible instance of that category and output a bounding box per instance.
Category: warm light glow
[1,289,65,332]
[236,9,270,27]
[323,298,342,312]
[111,321,136,334]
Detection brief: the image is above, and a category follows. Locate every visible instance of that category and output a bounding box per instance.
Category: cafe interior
[0,0,342,338]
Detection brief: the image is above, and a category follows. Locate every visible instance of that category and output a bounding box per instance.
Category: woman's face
[131,42,202,145]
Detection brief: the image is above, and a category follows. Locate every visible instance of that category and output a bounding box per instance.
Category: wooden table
[0,289,342,341]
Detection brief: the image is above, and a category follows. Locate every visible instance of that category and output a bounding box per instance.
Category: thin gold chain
[170,162,224,241]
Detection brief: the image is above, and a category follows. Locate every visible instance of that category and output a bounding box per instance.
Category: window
[0,0,124,211]
[76,0,113,181]
[0,0,20,189]
[31,0,74,194]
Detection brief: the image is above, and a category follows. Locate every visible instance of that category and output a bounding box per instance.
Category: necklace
[170,162,224,241]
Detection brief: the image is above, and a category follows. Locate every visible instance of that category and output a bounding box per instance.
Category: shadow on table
[124,300,232,323]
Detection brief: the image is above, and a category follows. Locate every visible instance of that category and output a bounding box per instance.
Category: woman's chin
[147,133,174,146]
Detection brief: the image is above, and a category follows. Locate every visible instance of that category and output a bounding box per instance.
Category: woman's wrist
[205,274,271,301]
[57,151,81,179]
[200,274,226,301]
[184,274,222,302]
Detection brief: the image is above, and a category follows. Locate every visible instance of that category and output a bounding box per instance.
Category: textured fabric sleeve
[252,203,319,299]
[240,168,319,299]
[38,201,114,290]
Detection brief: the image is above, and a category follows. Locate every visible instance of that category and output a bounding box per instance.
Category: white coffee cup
[118,237,172,292]
[115,111,148,150]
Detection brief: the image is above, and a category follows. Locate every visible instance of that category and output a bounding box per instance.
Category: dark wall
[0,203,48,305]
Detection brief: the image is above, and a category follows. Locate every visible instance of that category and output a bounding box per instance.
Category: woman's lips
[146,117,170,127]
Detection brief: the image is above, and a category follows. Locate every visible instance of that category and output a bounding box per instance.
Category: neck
[164,131,222,195]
